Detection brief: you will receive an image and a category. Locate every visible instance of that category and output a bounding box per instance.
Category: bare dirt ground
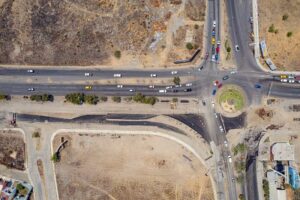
[258,0,300,71]
[0,130,25,170]
[0,0,205,68]
[53,132,213,200]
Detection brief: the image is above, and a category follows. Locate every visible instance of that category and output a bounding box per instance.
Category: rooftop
[271,143,295,161]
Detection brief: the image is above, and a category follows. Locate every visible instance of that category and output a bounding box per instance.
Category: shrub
[84,95,99,105]
[172,98,178,103]
[268,24,275,33]
[194,24,199,29]
[287,32,293,37]
[263,179,269,199]
[114,50,121,59]
[282,14,289,21]
[133,93,157,105]
[112,96,121,103]
[186,42,193,50]
[173,76,181,85]
[226,46,231,53]
[65,93,85,105]
[30,94,54,102]
[0,93,9,100]
[32,131,40,138]
[274,29,279,34]
[100,96,108,102]
[51,153,59,162]
[239,194,245,200]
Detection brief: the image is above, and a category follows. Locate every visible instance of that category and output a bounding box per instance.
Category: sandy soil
[0,130,25,170]
[0,0,205,68]
[53,132,213,200]
[258,0,300,71]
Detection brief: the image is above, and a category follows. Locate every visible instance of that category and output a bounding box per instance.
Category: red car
[214,80,219,86]
[218,83,223,88]
[216,46,220,53]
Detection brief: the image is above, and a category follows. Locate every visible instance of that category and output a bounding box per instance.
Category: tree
[32,131,40,138]
[114,50,121,59]
[133,93,157,105]
[268,24,275,33]
[100,96,108,102]
[186,42,193,50]
[282,14,289,21]
[112,96,121,103]
[194,24,199,29]
[287,32,293,37]
[65,93,85,105]
[51,152,59,162]
[173,76,181,85]
[30,94,54,102]
[226,46,231,53]
[84,95,99,105]
[0,93,9,100]
[239,194,245,200]
[172,98,178,103]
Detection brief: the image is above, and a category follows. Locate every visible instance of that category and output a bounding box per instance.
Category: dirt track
[54,132,213,200]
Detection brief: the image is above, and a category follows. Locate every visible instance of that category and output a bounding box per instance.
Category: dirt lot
[0,0,205,68]
[0,130,25,170]
[53,132,213,200]
[258,0,300,71]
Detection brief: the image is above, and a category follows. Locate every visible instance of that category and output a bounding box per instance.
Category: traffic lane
[0,67,197,78]
[0,83,201,97]
[268,84,300,98]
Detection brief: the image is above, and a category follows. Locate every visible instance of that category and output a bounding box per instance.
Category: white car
[214,113,218,118]
[211,54,215,61]
[235,45,240,51]
[166,86,173,89]
[228,156,232,163]
[159,89,167,93]
[175,84,182,88]
[150,74,157,77]
[117,85,123,88]
[129,89,135,92]
[281,79,288,83]
[219,125,224,132]
[171,71,178,75]
[213,20,216,27]
[185,83,193,87]
[27,69,34,73]
[84,72,92,77]
[113,74,122,78]
[288,79,295,83]
[149,85,155,88]
[230,71,237,74]
[217,40,221,45]
[211,101,215,107]
[224,140,228,147]
[27,88,35,91]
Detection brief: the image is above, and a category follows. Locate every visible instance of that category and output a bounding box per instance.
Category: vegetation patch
[218,87,245,112]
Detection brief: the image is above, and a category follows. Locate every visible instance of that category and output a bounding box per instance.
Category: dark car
[212,89,217,95]
[222,75,229,80]
[173,89,178,93]
[184,88,192,92]
[255,83,262,89]
[202,100,206,106]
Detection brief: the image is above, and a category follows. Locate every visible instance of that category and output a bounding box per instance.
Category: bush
[186,42,194,50]
[65,93,85,105]
[114,50,121,59]
[287,32,293,37]
[194,24,199,29]
[173,76,181,85]
[268,24,275,33]
[233,143,247,155]
[32,131,40,138]
[51,153,59,162]
[0,94,9,101]
[263,179,269,199]
[112,96,121,103]
[172,98,178,103]
[30,94,54,102]
[226,46,231,53]
[274,29,279,34]
[100,96,108,102]
[239,194,245,200]
[124,97,133,102]
[133,93,157,105]
[84,95,99,105]
[282,14,289,21]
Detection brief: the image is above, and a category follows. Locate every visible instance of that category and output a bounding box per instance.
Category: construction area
[53,132,213,200]
[258,0,300,71]
[0,130,25,171]
[0,0,205,68]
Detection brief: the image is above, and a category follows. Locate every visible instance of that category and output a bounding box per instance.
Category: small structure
[271,143,294,161]
[267,171,287,200]
[260,40,269,58]
[265,59,277,71]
